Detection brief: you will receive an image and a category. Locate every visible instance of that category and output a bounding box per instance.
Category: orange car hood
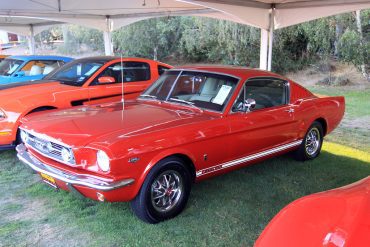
[21,101,213,147]
[0,80,73,100]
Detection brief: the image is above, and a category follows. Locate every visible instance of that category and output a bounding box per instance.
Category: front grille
[23,130,75,165]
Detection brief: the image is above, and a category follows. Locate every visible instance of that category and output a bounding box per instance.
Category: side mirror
[13,71,26,77]
[98,76,116,84]
[244,98,256,112]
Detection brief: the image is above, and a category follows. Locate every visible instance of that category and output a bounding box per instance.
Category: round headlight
[97,150,110,172]
[61,148,73,163]
[20,130,29,143]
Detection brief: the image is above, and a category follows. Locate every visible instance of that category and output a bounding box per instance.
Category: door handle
[285,108,294,113]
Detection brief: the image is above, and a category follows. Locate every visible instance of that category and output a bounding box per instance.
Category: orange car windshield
[45,61,104,86]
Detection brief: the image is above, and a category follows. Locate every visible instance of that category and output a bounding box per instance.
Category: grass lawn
[1,87,369,247]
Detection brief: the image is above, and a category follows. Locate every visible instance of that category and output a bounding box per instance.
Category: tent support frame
[104,16,114,55]
[27,24,36,55]
[259,5,275,71]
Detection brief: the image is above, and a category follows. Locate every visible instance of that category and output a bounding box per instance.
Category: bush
[316,75,352,86]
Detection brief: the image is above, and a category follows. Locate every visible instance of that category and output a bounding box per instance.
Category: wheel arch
[313,117,327,136]
[27,105,58,115]
[137,149,197,191]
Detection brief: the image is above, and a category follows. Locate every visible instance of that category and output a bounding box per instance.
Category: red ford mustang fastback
[16,66,345,223]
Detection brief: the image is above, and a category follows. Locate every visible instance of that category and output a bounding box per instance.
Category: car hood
[0,80,72,101]
[21,101,215,147]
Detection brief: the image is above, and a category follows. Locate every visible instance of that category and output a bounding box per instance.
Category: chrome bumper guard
[16,144,134,191]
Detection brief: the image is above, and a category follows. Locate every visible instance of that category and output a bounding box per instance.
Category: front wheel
[130,157,192,224]
[295,121,323,161]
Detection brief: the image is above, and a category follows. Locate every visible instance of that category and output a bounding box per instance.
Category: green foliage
[68,25,104,51]
[179,17,260,66]
[36,11,369,75]
[337,11,369,75]
[113,17,182,60]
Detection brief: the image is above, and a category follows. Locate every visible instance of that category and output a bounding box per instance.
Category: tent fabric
[0,0,369,35]
[180,0,370,30]
[0,16,63,36]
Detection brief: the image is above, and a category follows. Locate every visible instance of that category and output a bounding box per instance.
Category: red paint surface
[255,176,370,247]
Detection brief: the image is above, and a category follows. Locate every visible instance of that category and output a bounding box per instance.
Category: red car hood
[21,101,214,147]
[255,176,370,247]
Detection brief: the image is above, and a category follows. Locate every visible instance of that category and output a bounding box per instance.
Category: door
[227,77,299,160]
[88,61,152,105]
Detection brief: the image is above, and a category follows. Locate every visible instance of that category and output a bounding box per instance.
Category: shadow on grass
[1,146,369,247]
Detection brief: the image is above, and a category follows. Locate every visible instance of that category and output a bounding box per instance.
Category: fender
[133,147,197,196]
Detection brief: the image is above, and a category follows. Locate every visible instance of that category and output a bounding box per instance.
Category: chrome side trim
[16,144,134,191]
[196,140,302,177]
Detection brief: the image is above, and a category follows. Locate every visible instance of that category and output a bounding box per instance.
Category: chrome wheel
[305,127,321,156]
[151,170,183,213]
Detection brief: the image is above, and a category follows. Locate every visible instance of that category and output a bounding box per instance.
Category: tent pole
[259,29,268,70]
[103,31,113,55]
[103,17,114,55]
[28,24,36,55]
[267,7,275,71]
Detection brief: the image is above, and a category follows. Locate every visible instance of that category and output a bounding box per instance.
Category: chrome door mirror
[244,98,256,112]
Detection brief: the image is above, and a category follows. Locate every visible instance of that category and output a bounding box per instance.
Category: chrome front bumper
[16,144,134,191]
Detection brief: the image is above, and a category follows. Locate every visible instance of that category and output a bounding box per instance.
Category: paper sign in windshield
[212,85,232,105]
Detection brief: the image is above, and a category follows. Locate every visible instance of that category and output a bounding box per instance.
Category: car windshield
[0,58,23,76]
[140,70,239,112]
[45,60,104,86]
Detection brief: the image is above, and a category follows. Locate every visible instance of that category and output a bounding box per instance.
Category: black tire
[295,121,324,161]
[130,156,192,224]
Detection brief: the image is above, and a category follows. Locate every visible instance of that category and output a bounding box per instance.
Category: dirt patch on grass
[340,116,370,132]
[2,192,93,247]
[286,61,369,87]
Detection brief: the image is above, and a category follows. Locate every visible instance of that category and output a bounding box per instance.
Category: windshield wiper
[168,98,203,112]
[140,94,157,99]
[139,94,162,102]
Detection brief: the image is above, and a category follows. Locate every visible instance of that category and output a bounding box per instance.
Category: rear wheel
[295,121,323,161]
[130,156,191,224]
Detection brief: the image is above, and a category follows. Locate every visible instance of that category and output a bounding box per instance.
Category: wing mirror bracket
[13,71,26,77]
[243,98,256,112]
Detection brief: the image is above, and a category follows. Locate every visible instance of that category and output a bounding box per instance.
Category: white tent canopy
[0,0,369,70]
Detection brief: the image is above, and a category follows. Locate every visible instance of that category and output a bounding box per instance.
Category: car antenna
[120,54,125,110]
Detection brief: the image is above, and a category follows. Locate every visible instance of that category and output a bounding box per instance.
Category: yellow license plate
[40,172,57,188]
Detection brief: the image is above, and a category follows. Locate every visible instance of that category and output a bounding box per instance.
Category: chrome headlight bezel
[97,150,110,172]
[61,147,74,164]
[20,129,29,143]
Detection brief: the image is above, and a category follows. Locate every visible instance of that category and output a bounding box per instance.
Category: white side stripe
[196,140,302,177]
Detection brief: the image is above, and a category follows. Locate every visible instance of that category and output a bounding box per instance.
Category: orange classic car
[17,66,345,223]
[255,176,370,247]
[0,56,172,149]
